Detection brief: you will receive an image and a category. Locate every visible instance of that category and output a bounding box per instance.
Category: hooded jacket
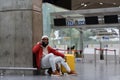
[32,42,65,69]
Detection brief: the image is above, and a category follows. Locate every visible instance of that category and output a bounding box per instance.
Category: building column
[32,0,43,45]
[0,0,43,75]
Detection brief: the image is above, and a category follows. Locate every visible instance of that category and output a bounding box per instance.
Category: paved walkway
[0,60,120,80]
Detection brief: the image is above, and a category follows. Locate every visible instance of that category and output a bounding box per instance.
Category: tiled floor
[0,60,120,80]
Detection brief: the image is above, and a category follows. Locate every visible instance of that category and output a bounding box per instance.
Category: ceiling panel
[72,0,120,10]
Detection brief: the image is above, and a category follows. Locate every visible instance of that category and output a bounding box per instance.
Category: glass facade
[42,3,120,57]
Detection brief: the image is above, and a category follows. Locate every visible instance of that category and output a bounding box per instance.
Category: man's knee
[49,53,54,57]
[57,57,65,62]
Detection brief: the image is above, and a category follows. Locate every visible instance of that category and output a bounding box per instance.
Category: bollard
[114,50,117,64]
[94,48,96,66]
[105,49,107,65]
[100,49,104,60]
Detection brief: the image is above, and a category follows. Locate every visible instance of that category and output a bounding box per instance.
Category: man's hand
[64,56,67,62]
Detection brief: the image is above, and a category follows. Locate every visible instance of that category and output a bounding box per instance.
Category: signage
[66,19,85,26]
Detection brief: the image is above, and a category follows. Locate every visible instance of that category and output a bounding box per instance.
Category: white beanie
[41,35,48,39]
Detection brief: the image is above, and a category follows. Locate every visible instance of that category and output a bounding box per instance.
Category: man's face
[41,38,49,47]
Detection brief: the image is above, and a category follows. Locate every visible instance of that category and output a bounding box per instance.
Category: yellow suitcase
[61,54,75,73]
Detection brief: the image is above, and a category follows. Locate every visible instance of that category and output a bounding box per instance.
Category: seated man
[32,35,77,76]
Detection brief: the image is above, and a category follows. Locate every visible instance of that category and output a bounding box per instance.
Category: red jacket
[32,42,65,69]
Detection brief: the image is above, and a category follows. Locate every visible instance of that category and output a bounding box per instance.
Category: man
[32,35,77,76]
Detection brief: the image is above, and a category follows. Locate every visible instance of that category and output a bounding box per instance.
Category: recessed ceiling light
[81,3,85,6]
[99,3,103,5]
[113,3,116,5]
[84,4,87,7]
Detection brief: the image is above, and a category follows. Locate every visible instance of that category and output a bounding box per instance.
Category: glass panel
[49,28,80,54]
[83,28,120,56]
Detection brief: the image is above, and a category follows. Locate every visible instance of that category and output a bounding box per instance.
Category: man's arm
[48,46,65,58]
